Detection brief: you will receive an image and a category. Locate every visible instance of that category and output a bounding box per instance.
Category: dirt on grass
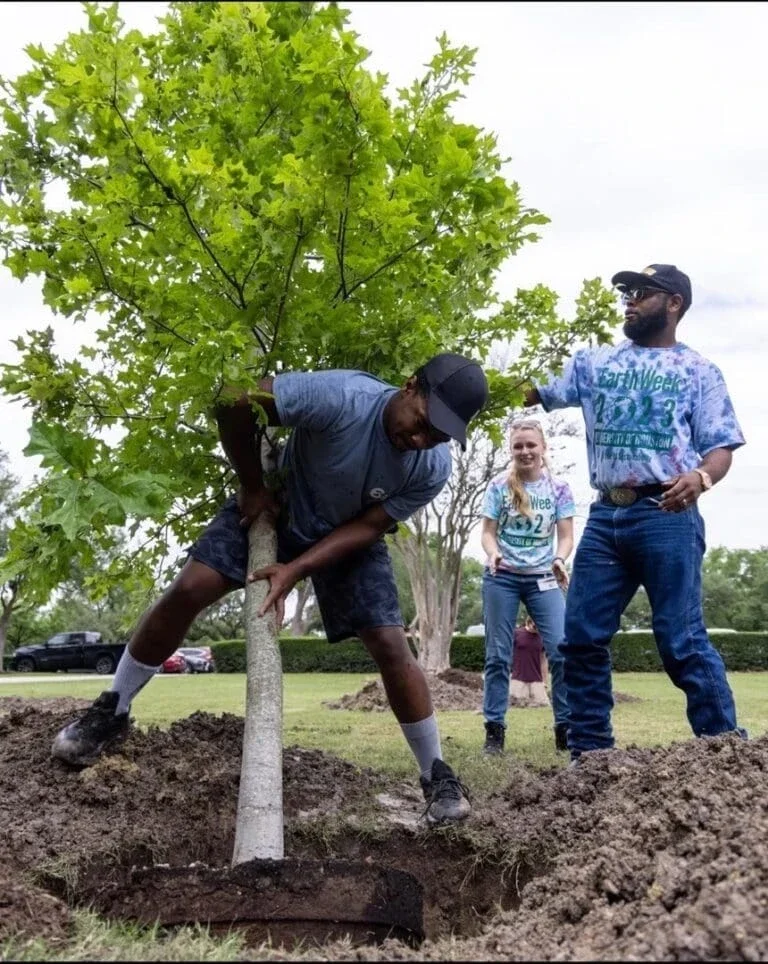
[324,669,642,713]
[0,689,766,961]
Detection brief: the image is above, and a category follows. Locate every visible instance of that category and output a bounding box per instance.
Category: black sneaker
[420,759,471,826]
[51,691,130,767]
[483,721,505,755]
[554,722,569,752]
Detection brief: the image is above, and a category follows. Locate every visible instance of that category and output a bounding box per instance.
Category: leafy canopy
[0,1,618,594]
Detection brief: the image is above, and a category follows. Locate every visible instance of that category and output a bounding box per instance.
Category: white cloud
[1,1,766,550]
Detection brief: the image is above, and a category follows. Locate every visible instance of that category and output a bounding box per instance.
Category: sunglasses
[509,419,542,431]
[618,286,668,305]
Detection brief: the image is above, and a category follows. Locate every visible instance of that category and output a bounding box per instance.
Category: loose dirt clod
[0,695,766,961]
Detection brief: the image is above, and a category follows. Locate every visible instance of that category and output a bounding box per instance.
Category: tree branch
[109,67,242,297]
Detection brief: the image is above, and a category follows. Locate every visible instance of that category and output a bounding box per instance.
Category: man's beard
[623,305,668,342]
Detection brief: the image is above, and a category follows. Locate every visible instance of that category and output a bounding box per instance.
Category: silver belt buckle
[608,486,637,506]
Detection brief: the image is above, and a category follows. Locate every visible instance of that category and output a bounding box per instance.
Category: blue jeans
[482,570,569,727]
[563,497,741,755]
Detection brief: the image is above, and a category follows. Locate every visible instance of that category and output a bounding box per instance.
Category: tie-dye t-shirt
[536,341,745,490]
[482,473,575,573]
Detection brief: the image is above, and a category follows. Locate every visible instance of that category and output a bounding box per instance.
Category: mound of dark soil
[324,671,483,713]
[0,696,764,961]
[324,671,641,713]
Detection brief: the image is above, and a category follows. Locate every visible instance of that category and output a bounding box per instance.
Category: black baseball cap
[416,353,489,449]
[611,264,692,314]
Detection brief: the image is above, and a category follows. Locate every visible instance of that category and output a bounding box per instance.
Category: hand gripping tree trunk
[232,438,283,864]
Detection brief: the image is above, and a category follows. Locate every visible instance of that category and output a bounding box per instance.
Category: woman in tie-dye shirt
[480,419,575,756]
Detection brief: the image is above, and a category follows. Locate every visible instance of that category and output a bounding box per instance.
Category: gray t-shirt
[273,370,451,544]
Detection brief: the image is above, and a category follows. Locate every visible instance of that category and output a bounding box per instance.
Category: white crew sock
[110,649,161,715]
[400,714,443,780]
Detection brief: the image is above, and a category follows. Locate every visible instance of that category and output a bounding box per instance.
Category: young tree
[0,2,616,857]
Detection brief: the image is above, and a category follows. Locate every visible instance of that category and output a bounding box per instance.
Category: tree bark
[0,587,17,673]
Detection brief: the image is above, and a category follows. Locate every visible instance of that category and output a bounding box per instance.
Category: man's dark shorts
[188,495,403,643]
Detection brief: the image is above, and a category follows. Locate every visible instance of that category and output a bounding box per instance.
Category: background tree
[618,547,768,633]
[620,587,653,630]
[284,580,320,637]
[702,547,768,631]
[391,427,506,672]
[184,592,247,642]
[0,449,25,663]
[0,1,616,856]
[455,557,484,632]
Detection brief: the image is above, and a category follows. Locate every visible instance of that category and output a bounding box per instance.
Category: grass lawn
[1,670,765,788]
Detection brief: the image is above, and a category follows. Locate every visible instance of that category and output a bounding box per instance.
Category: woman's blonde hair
[506,418,549,519]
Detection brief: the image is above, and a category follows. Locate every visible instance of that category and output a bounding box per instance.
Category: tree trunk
[415,560,462,674]
[396,518,463,675]
[289,580,313,636]
[0,589,16,674]
[232,438,283,864]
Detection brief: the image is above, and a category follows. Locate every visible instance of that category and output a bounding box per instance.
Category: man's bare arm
[287,504,395,581]
[214,377,281,492]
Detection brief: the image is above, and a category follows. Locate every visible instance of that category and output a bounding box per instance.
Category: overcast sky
[1,1,766,554]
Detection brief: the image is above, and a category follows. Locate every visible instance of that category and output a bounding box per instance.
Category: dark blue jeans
[563,497,741,755]
[482,570,569,727]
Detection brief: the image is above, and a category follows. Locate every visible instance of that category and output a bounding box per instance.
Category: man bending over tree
[52,353,489,825]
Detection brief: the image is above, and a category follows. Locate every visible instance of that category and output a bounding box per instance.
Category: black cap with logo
[611,263,692,314]
[417,353,489,449]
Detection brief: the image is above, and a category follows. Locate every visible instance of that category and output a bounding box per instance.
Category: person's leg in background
[481,569,522,755]
[522,579,570,751]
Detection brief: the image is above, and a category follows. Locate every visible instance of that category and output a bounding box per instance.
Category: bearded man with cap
[524,264,746,761]
[53,354,488,824]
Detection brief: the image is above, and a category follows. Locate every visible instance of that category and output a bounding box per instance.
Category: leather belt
[600,484,666,506]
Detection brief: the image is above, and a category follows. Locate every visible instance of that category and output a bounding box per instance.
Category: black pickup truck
[10,631,126,675]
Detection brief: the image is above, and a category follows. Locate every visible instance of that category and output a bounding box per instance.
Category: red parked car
[159,650,188,674]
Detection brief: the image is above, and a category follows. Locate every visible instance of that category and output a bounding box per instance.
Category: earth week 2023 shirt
[273,370,451,545]
[536,341,745,490]
[482,472,575,574]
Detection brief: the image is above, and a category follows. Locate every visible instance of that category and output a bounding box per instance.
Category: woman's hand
[552,557,569,590]
[487,550,504,575]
